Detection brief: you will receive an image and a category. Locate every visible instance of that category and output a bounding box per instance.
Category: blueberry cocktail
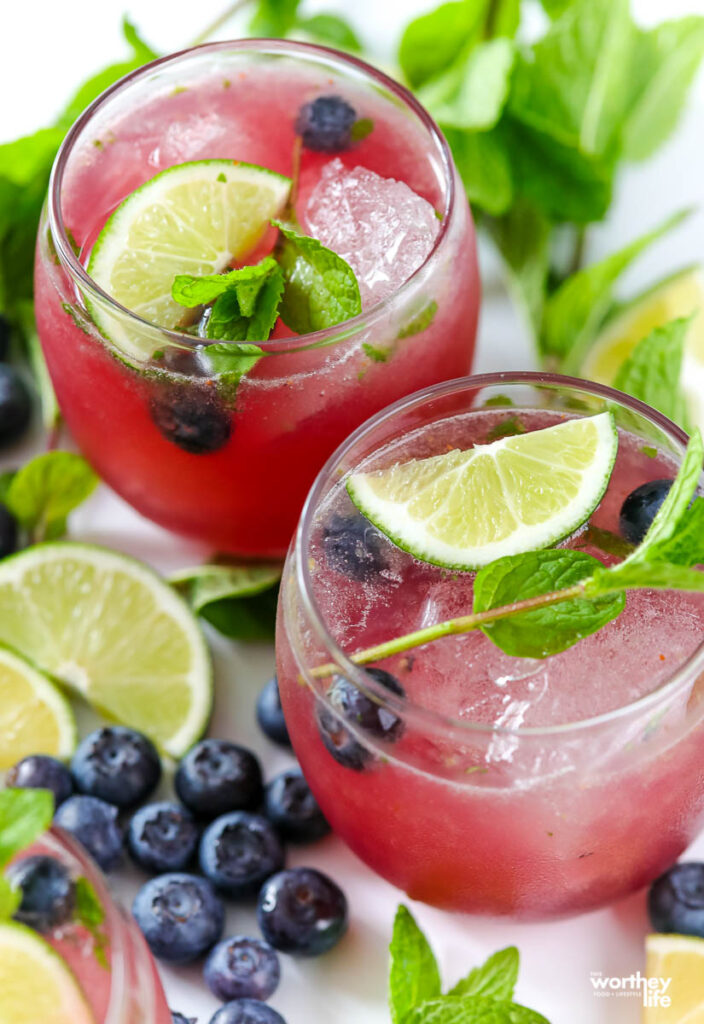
[276,374,704,918]
[35,40,478,555]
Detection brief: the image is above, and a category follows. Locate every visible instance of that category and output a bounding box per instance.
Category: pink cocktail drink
[19,828,171,1023]
[35,41,478,556]
[276,374,704,919]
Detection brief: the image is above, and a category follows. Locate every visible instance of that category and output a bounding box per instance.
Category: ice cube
[304,159,440,308]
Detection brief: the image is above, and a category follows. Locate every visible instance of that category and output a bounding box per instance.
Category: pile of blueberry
[0,314,32,557]
[6,677,347,1024]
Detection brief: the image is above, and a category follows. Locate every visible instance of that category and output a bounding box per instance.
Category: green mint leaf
[0,876,21,921]
[172,258,278,309]
[398,301,439,339]
[398,1,487,88]
[0,470,16,503]
[298,13,363,52]
[485,200,551,335]
[249,0,301,36]
[447,127,514,216]
[508,0,634,161]
[120,17,158,62]
[448,946,519,1001]
[575,525,635,561]
[644,499,704,569]
[486,416,526,441]
[539,0,575,17]
[407,996,550,1024]
[486,0,521,38]
[171,562,282,642]
[351,118,375,143]
[419,38,515,131]
[613,316,692,430]
[273,220,361,334]
[0,128,65,189]
[5,451,98,543]
[362,343,390,363]
[388,905,441,1024]
[74,877,109,970]
[0,789,53,867]
[543,208,690,363]
[208,266,284,343]
[473,549,625,658]
[621,18,704,162]
[587,560,704,599]
[631,429,703,559]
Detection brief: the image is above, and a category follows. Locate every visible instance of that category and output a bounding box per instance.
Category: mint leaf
[539,0,574,16]
[645,499,704,568]
[210,267,283,343]
[486,200,551,335]
[621,18,704,162]
[613,316,692,430]
[298,13,363,52]
[172,258,277,310]
[448,128,514,215]
[473,549,625,658]
[487,0,520,38]
[543,208,690,363]
[407,996,550,1024]
[171,562,282,642]
[399,1,487,88]
[448,947,519,1001]
[388,905,441,1024]
[0,789,53,867]
[351,118,375,143]
[5,451,98,543]
[587,560,704,598]
[74,878,109,969]
[249,0,301,36]
[274,221,361,334]
[398,301,438,339]
[0,876,21,921]
[419,38,515,131]
[630,429,703,559]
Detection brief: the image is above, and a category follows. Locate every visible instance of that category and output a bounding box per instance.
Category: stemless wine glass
[34,40,479,557]
[276,373,704,919]
[19,827,171,1023]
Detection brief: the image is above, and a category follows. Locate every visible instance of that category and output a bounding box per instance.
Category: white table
[3,2,704,1021]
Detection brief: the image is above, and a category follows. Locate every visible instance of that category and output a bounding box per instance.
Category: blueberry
[648,862,704,936]
[0,314,11,360]
[171,1014,196,1024]
[199,812,284,898]
[0,365,32,446]
[209,1002,286,1024]
[619,479,674,545]
[322,513,387,581]
[264,769,330,844]
[257,867,348,957]
[6,755,74,808]
[176,740,263,819]
[132,873,225,964]
[150,385,230,455]
[54,795,124,872]
[71,726,161,809]
[6,855,75,932]
[295,95,357,152]
[204,935,280,1002]
[256,677,291,748]
[128,802,200,873]
[316,668,405,771]
[0,504,18,558]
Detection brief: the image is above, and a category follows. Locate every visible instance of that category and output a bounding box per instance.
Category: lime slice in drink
[0,647,76,769]
[88,160,292,359]
[0,921,95,1024]
[644,933,704,1023]
[347,413,618,569]
[0,544,211,757]
[581,266,704,431]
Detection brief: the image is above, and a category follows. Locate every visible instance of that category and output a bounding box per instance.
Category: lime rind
[0,920,96,1024]
[87,159,292,360]
[0,543,212,757]
[0,646,77,769]
[347,413,618,570]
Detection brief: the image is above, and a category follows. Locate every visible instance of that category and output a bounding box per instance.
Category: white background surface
[3,1,704,1022]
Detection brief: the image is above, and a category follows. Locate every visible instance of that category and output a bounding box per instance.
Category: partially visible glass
[35,40,479,556]
[18,828,171,1023]
[276,373,704,919]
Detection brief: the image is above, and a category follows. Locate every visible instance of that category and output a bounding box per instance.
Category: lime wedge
[644,933,704,1023]
[88,160,292,358]
[581,266,704,432]
[347,413,618,569]
[0,647,76,769]
[0,544,211,757]
[0,921,95,1024]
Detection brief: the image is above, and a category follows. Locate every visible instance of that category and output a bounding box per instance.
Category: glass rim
[47,37,457,356]
[292,370,704,741]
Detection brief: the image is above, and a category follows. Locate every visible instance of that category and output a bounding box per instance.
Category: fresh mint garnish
[4,451,98,544]
[398,301,438,340]
[0,789,54,921]
[399,2,487,88]
[274,220,362,334]
[350,117,375,142]
[74,877,110,969]
[172,257,284,343]
[387,904,548,1024]
[613,316,693,430]
[300,14,363,53]
[171,561,282,641]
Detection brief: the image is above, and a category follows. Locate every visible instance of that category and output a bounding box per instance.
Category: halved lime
[0,647,76,770]
[88,160,292,358]
[347,413,618,569]
[0,921,95,1024]
[0,544,211,757]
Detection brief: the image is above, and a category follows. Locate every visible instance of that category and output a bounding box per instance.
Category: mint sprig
[172,258,284,343]
[0,789,54,922]
[170,561,282,641]
[4,451,99,545]
[388,904,548,1024]
[613,316,693,431]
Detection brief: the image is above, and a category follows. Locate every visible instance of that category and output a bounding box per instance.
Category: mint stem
[189,0,252,46]
[309,581,586,679]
